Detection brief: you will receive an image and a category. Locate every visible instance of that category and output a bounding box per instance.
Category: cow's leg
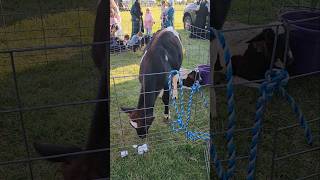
[162,83,170,123]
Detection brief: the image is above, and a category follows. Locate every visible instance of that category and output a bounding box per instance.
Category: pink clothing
[110,17,118,26]
[110,12,121,25]
[144,12,154,29]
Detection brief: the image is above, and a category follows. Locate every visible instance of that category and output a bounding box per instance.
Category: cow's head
[182,70,202,87]
[121,107,155,138]
[246,28,294,68]
[246,28,275,55]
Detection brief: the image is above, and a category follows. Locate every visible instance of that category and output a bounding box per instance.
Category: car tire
[183,14,192,31]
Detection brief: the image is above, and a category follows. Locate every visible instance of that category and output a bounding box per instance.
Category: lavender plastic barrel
[280,10,320,75]
[198,64,211,85]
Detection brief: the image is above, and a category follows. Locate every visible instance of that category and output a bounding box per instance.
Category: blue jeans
[131,20,140,37]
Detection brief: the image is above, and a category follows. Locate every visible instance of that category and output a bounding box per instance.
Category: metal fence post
[9,51,34,180]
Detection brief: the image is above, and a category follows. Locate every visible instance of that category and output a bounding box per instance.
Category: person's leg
[132,21,138,37]
[147,28,151,35]
[131,21,135,37]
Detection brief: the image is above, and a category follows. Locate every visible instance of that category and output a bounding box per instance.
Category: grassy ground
[0,0,319,179]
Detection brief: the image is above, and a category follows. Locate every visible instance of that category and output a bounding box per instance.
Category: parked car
[183,0,210,30]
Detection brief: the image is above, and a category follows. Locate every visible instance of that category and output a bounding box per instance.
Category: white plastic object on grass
[133,144,149,155]
[120,150,128,158]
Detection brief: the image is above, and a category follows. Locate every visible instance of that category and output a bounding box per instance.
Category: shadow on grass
[0,0,96,27]
[0,51,101,179]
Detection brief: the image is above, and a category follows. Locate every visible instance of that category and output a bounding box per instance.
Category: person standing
[160,0,167,29]
[164,0,174,28]
[190,0,209,38]
[110,0,122,37]
[144,7,155,35]
[110,0,120,19]
[130,0,143,37]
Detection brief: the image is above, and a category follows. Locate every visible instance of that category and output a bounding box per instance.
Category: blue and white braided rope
[168,70,184,131]
[214,28,237,179]
[246,69,313,180]
[168,70,210,141]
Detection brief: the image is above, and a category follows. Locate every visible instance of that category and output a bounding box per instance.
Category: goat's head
[246,28,275,54]
[121,107,155,138]
[246,28,294,68]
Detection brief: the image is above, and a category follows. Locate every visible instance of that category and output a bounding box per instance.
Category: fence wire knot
[246,68,313,180]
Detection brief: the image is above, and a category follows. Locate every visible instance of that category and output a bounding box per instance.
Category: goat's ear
[246,28,274,43]
[246,35,262,44]
[33,143,82,163]
[120,107,135,113]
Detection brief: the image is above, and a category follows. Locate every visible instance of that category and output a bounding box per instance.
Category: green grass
[0,1,319,179]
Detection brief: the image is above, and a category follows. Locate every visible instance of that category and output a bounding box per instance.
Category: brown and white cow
[121,27,183,139]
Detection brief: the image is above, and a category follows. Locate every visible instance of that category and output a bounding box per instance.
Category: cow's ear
[246,28,274,43]
[121,107,136,113]
[34,143,82,163]
[187,71,196,80]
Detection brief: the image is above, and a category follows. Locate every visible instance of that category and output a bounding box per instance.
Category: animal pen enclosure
[0,0,319,180]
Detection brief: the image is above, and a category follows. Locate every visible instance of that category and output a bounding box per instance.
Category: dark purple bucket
[280,10,320,75]
[198,64,211,85]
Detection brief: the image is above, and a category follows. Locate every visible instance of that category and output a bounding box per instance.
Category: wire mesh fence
[0,0,319,179]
